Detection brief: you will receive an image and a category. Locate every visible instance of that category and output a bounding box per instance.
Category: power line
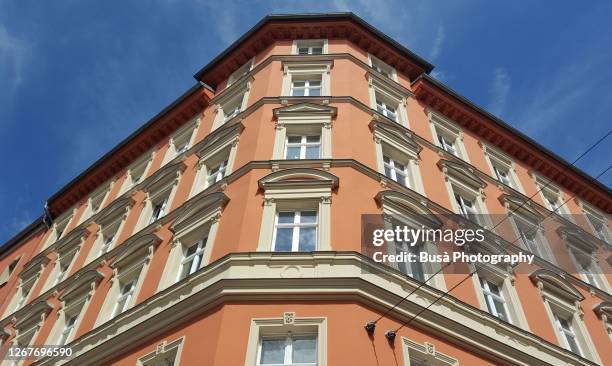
[391,164,611,335]
[365,129,612,335]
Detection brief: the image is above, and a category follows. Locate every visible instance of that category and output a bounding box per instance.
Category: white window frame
[257,170,335,252]
[401,337,458,366]
[368,54,397,81]
[272,103,334,162]
[227,58,254,87]
[472,266,530,330]
[380,206,446,291]
[135,165,182,233]
[192,146,237,198]
[79,183,112,224]
[483,145,524,193]
[290,77,322,97]
[137,337,185,366]
[428,112,469,162]
[119,152,154,194]
[281,61,331,97]
[509,214,555,263]
[292,39,328,55]
[284,135,321,160]
[177,237,207,281]
[372,123,425,195]
[162,117,200,165]
[566,242,610,292]
[533,175,571,218]
[157,193,225,291]
[537,280,602,363]
[245,316,327,366]
[368,77,409,128]
[383,154,410,187]
[43,212,73,248]
[272,210,318,252]
[212,78,251,130]
[579,201,610,243]
[257,333,317,366]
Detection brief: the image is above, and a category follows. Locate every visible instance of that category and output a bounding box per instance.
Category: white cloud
[488,68,511,117]
[0,24,28,90]
[430,26,445,60]
[430,69,446,81]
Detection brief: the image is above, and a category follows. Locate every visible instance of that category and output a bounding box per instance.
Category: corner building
[0,13,611,366]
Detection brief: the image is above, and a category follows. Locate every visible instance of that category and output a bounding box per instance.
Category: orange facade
[0,13,610,366]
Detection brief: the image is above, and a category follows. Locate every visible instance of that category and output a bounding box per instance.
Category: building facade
[0,13,611,366]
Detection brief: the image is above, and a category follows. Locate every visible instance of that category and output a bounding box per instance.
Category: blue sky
[1,1,610,244]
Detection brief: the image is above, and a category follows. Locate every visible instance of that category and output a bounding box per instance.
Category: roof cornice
[194,13,433,87]
[413,75,612,213]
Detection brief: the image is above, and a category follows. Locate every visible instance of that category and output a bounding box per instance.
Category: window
[534,176,569,216]
[518,225,540,257]
[282,62,331,97]
[178,237,207,281]
[483,146,522,192]
[44,213,72,247]
[372,121,425,195]
[53,258,70,286]
[112,279,136,318]
[258,334,317,366]
[0,256,21,287]
[212,79,251,130]
[291,77,322,97]
[245,316,326,366]
[394,234,425,282]
[13,279,35,311]
[438,133,458,156]
[205,159,228,188]
[369,54,396,80]
[293,39,327,55]
[441,160,489,227]
[157,193,226,291]
[164,122,198,164]
[429,113,468,161]
[554,313,582,355]
[271,103,334,161]
[89,186,110,216]
[149,198,168,224]
[223,97,242,122]
[123,155,153,192]
[257,169,335,252]
[455,193,478,222]
[569,246,607,289]
[57,314,77,346]
[581,203,610,243]
[273,211,317,252]
[383,155,410,187]
[480,278,510,322]
[227,59,253,87]
[534,270,602,363]
[285,135,320,160]
[191,123,241,198]
[375,95,398,122]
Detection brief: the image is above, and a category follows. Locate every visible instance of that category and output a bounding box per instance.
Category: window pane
[293,337,317,363]
[566,334,581,355]
[286,146,301,159]
[260,339,285,364]
[395,174,406,186]
[274,228,294,252]
[306,135,320,143]
[287,136,302,143]
[305,146,320,159]
[292,88,305,97]
[493,298,508,321]
[278,212,295,224]
[298,47,309,55]
[300,211,317,223]
[309,87,321,96]
[311,47,323,55]
[298,227,316,251]
[293,81,306,87]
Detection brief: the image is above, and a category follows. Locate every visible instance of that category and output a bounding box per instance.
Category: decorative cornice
[273,102,337,118]
[14,300,53,330]
[258,168,339,190]
[530,269,585,302]
[59,270,104,301]
[142,159,187,193]
[110,233,163,268]
[437,158,487,189]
